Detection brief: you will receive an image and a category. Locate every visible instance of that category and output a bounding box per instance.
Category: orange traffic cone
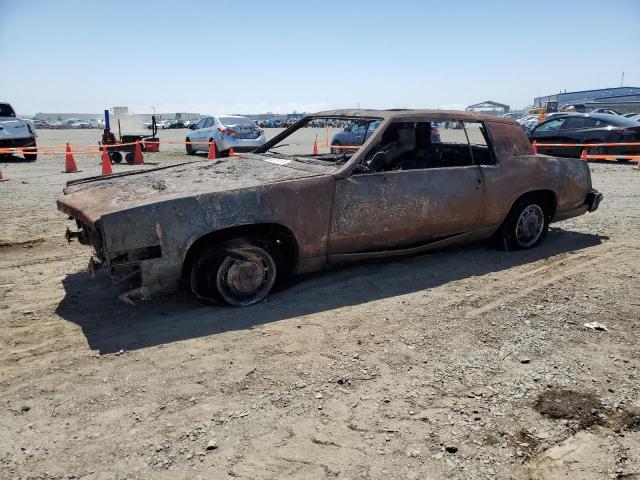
[312,139,319,155]
[207,141,216,160]
[101,146,113,175]
[64,143,79,173]
[580,148,588,161]
[229,147,235,156]
[532,140,538,155]
[0,169,7,182]
[133,141,144,165]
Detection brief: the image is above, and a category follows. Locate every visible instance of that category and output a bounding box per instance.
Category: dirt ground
[1,128,639,480]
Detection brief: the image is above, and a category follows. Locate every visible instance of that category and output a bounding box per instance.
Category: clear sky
[1,0,639,115]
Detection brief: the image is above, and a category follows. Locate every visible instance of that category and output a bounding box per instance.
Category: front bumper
[586,189,603,213]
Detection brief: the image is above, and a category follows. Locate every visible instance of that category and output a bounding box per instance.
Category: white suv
[0,103,37,160]
[185,115,266,156]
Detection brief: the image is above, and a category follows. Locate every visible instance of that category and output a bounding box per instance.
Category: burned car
[58,109,602,306]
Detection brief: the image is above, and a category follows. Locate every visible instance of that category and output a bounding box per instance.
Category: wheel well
[514,190,558,220]
[181,223,299,284]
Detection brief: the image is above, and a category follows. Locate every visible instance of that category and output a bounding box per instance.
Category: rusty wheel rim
[515,204,544,248]
[216,246,276,306]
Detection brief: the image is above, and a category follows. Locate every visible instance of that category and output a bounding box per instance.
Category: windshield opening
[256,116,382,167]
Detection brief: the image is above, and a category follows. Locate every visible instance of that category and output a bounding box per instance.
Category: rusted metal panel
[311,109,519,125]
[329,167,484,254]
[93,177,333,294]
[57,155,327,226]
[482,122,592,227]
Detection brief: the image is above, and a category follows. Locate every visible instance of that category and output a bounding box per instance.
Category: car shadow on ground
[55,228,606,354]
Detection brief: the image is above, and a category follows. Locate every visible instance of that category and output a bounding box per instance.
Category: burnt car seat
[368,126,416,172]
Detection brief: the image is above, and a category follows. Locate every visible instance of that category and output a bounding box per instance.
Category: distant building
[34,113,103,121]
[534,87,640,110]
[466,101,510,116]
[34,111,202,122]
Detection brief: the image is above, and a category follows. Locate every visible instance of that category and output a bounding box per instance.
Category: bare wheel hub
[225,258,266,295]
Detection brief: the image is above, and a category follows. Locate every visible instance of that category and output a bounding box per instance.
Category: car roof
[555,112,640,126]
[309,108,517,124]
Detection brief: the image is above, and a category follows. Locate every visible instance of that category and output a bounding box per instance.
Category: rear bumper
[218,136,267,152]
[601,145,640,159]
[0,137,36,149]
[225,145,263,153]
[586,189,603,213]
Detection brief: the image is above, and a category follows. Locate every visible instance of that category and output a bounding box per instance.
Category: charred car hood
[57,154,326,225]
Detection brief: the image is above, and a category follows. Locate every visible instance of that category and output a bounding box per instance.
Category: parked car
[590,108,621,116]
[331,120,441,153]
[545,112,569,120]
[501,112,525,120]
[68,120,91,129]
[330,120,381,153]
[530,112,640,159]
[0,102,37,160]
[58,109,601,306]
[185,115,266,156]
[518,114,540,135]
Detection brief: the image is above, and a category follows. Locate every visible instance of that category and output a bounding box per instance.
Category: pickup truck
[58,109,602,306]
[0,103,37,160]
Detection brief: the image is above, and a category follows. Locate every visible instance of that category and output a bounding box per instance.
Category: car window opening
[259,117,382,166]
[358,120,494,173]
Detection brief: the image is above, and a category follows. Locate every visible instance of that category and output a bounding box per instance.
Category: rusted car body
[58,109,602,306]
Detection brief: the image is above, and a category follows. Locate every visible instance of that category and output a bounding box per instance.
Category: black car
[530,113,640,159]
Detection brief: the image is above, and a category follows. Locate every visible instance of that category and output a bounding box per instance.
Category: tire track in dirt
[403,241,621,318]
[458,242,623,318]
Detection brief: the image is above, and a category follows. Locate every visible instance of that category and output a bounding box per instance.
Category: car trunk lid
[221,120,260,139]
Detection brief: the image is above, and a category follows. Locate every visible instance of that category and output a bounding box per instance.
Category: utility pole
[620,72,624,87]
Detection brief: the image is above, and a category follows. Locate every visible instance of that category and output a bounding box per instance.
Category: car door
[190,118,207,149]
[201,117,215,143]
[328,120,484,255]
[532,118,568,156]
[341,122,358,145]
[558,117,598,157]
[359,120,381,144]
